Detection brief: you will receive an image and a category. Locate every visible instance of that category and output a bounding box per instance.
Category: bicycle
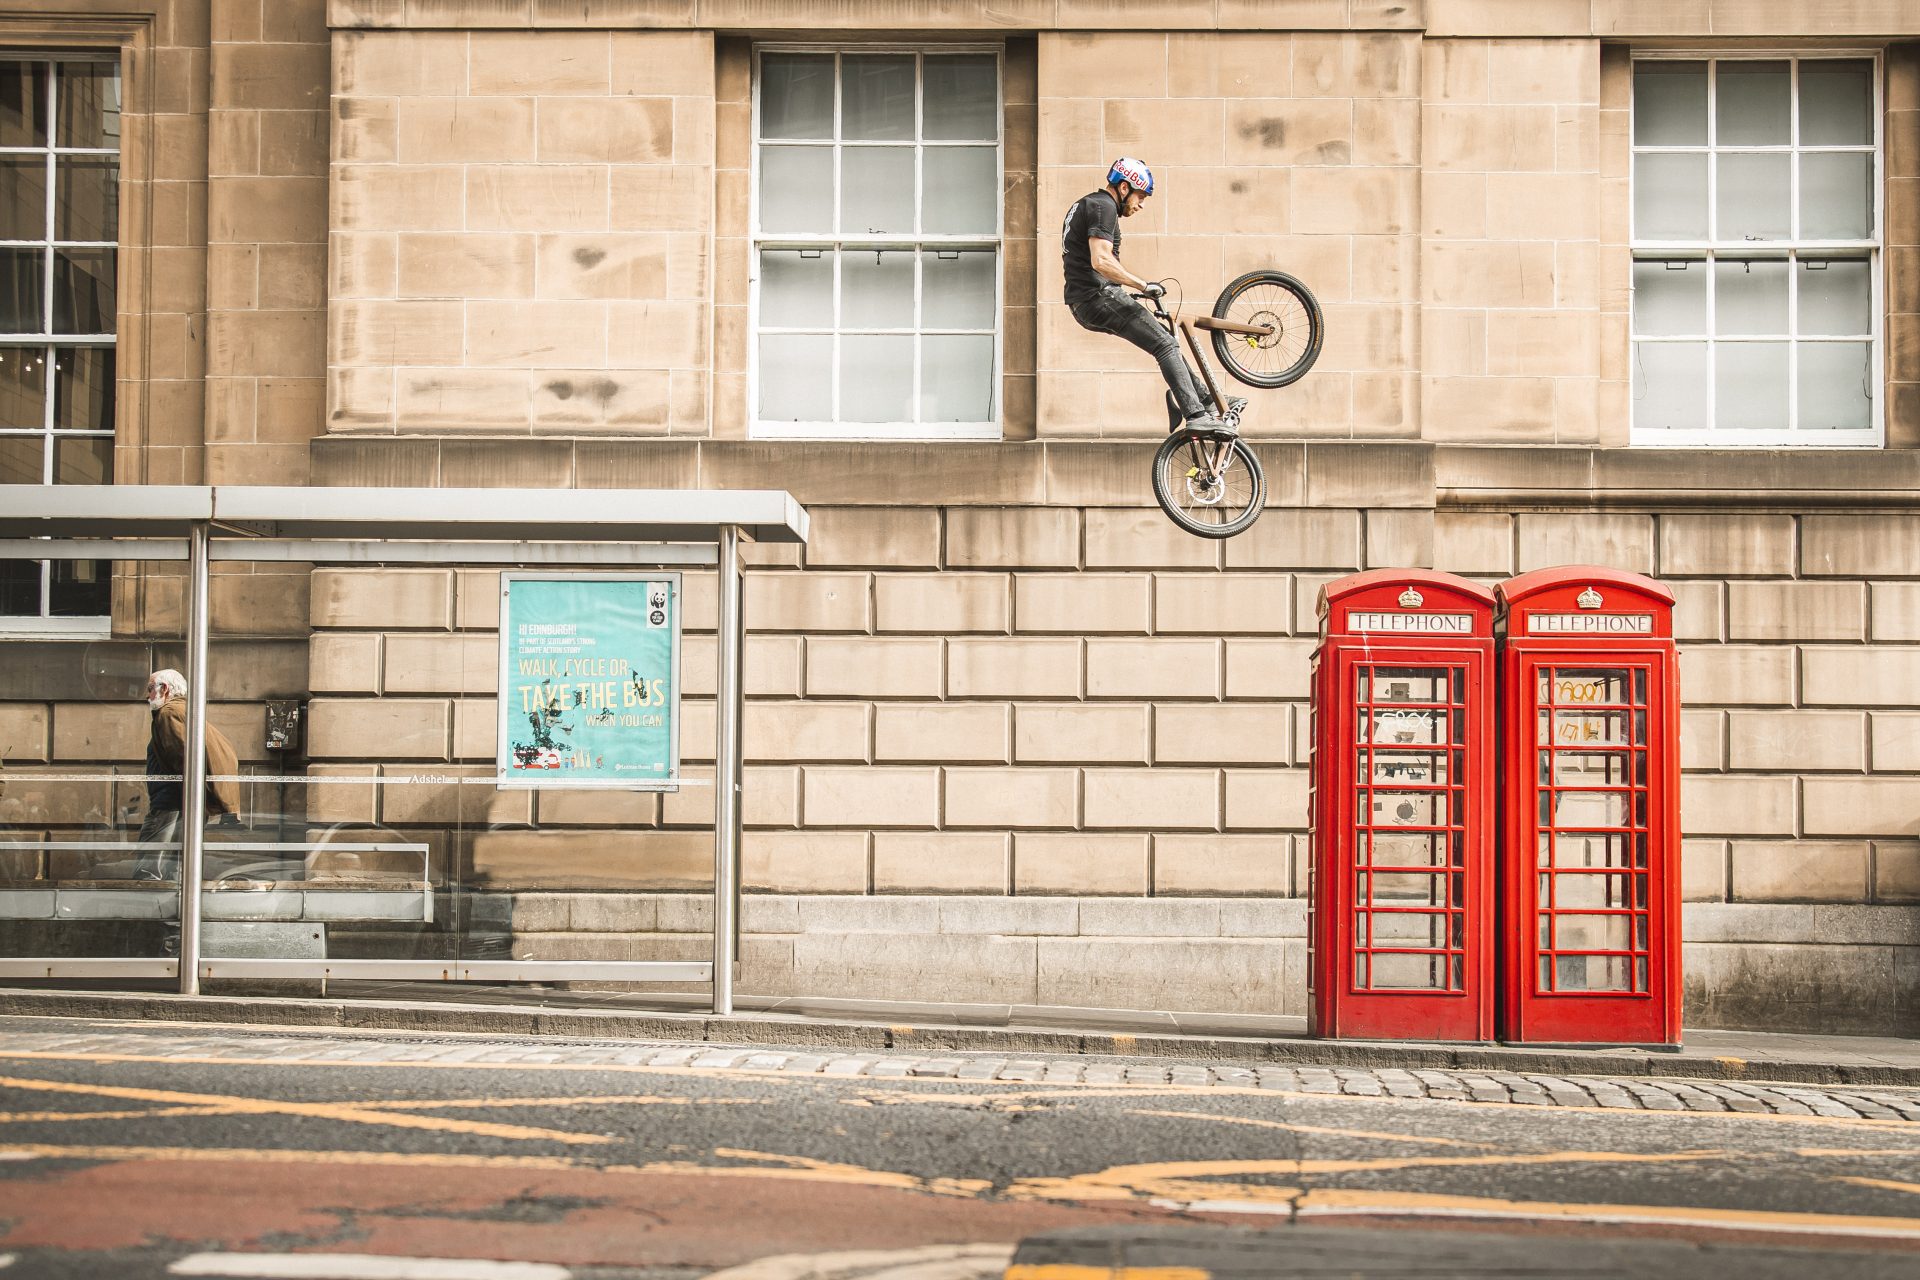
[1136,270,1324,539]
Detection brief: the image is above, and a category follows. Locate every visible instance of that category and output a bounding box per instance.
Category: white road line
[167,1255,571,1280]
[0,1253,16,1269]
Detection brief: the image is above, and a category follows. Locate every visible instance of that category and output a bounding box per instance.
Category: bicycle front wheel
[1152,428,1266,539]
[1211,270,1324,389]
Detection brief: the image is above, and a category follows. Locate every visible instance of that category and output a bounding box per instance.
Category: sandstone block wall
[327,26,716,435]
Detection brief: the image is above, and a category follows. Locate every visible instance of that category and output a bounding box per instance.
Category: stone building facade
[2,0,1918,1035]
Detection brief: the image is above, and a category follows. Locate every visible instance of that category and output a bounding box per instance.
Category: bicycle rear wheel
[1152,428,1266,539]
[1211,270,1324,389]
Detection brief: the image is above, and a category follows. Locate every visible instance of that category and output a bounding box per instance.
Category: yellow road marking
[1289,1186,1920,1240]
[352,1095,771,1112]
[0,1141,975,1197]
[1837,1176,1920,1196]
[1008,1149,1747,1206]
[0,1107,227,1125]
[1127,1108,1491,1149]
[2,1048,1916,1136]
[1006,1268,1206,1280]
[0,1075,608,1147]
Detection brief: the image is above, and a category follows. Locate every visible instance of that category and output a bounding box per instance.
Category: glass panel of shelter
[1350,665,1468,993]
[1533,665,1652,995]
[0,566,183,969]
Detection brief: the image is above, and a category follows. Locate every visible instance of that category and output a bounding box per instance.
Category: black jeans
[134,807,183,881]
[1069,287,1208,422]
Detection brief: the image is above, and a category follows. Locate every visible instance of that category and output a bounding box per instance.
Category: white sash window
[752,47,1002,440]
[1630,54,1882,446]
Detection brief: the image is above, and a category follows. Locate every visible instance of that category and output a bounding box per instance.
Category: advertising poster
[496,573,680,789]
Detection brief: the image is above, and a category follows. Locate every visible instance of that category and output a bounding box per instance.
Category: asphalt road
[1,1015,1918,1278]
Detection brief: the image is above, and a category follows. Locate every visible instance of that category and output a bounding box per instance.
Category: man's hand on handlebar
[1141,281,1166,300]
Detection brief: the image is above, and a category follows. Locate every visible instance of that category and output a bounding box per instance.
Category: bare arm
[1088,237,1152,292]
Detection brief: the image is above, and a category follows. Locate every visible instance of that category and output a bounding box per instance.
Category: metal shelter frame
[0,485,809,1015]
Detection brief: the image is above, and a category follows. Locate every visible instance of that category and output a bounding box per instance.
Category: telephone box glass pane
[1554,790,1630,828]
[1552,873,1632,910]
[1555,913,1632,952]
[1548,710,1632,746]
[1370,872,1445,905]
[1558,954,1635,992]
[1546,833,1632,869]
[1548,751,1631,784]
[1365,708,1445,744]
[1371,832,1446,868]
[1549,670,1632,704]
[1369,790,1448,827]
[1362,668,1453,703]
[1363,749,1449,785]
[1370,954,1448,990]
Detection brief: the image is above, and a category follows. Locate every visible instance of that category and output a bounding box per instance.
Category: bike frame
[1140,292,1272,482]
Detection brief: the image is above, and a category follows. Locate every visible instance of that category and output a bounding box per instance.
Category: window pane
[1,61,49,147]
[1800,152,1873,240]
[758,147,833,233]
[55,346,114,432]
[48,557,109,617]
[52,247,114,334]
[0,434,44,483]
[1713,258,1787,336]
[922,250,996,329]
[0,558,37,615]
[1633,152,1707,239]
[841,248,914,328]
[921,145,996,235]
[1799,259,1872,335]
[55,156,118,243]
[760,53,833,140]
[924,55,997,141]
[0,346,46,428]
[1715,61,1789,146]
[0,155,47,240]
[758,250,831,329]
[1799,342,1872,431]
[0,246,47,333]
[1716,153,1789,241]
[55,62,119,149]
[840,146,914,234]
[758,333,833,421]
[1632,341,1707,431]
[1633,62,1707,145]
[920,333,993,422]
[53,432,110,484]
[1800,59,1873,146]
[840,334,912,422]
[1631,260,1706,335]
[841,55,914,142]
[1716,341,1790,432]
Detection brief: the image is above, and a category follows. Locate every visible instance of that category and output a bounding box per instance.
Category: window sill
[750,422,1002,442]
[0,616,111,640]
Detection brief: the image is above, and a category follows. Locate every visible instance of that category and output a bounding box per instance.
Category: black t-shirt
[1061,189,1121,306]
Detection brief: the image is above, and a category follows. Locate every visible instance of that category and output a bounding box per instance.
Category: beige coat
[152,695,242,816]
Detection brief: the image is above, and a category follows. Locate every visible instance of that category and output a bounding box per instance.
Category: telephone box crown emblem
[1577,586,1604,610]
[1398,586,1424,608]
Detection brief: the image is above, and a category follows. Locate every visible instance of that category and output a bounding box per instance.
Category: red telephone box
[1309,570,1497,1042]
[1496,567,1681,1047]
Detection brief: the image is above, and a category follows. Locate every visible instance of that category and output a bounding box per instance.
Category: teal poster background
[497,574,679,788]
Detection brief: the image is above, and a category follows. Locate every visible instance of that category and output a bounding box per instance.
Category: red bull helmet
[1107,156,1153,197]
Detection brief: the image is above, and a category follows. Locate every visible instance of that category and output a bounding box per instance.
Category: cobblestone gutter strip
[2,987,1914,1089]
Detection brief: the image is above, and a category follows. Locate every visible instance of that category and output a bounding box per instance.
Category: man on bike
[1062,158,1236,432]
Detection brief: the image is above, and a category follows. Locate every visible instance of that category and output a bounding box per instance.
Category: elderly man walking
[134,668,240,881]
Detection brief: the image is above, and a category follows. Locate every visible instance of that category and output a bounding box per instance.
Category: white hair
[149,668,188,698]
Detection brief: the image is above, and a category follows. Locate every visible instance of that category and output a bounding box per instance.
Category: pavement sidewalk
[1,983,1916,1087]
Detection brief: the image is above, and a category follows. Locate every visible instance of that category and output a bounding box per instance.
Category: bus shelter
[0,485,808,1015]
